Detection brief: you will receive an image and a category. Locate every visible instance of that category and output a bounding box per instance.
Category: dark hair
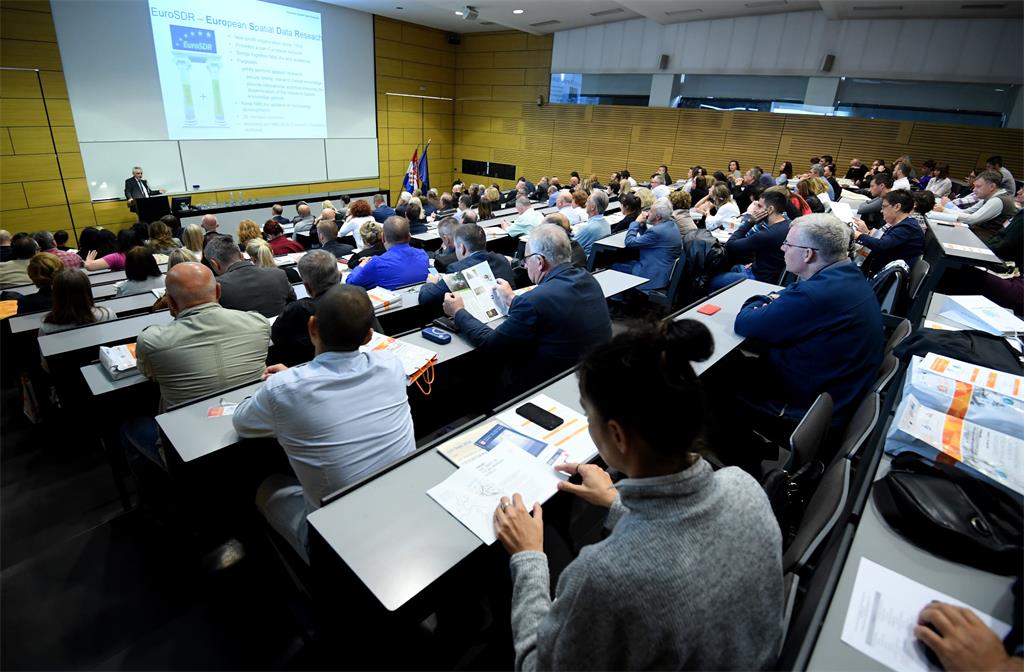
[913,190,936,215]
[116,229,137,253]
[934,162,950,180]
[921,159,936,171]
[986,155,1003,167]
[822,155,833,164]
[315,285,374,351]
[477,199,493,220]
[124,246,161,281]
[976,170,1004,187]
[620,170,631,179]
[620,193,641,216]
[760,190,788,214]
[809,156,820,165]
[93,229,118,257]
[578,319,713,461]
[728,160,740,171]
[454,223,486,252]
[780,161,793,178]
[383,216,411,244]
[77,227,99,255]
[872,173,894,189]
[405,201,422,221]
[46,268,97,326]
[12,236,38,260]
[159,213,180,231]
[608,179,621,195]
[32,231,55,251]
[883,189,915,214]
[712,171,728,184]
[693,175,708,191]
[54,230,69,246]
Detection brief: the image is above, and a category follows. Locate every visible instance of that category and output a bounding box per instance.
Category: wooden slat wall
[0,9,443,239]
[454,31,1023,189]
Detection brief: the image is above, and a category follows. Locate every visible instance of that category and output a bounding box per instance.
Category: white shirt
[559,205,582,225]
[338,215,376,250]
[572,206,588,223]
[233,350,417,513]
[925,177,952,198]
[892,177,911,191]
[703,201,741,231]
[652,184,671,200]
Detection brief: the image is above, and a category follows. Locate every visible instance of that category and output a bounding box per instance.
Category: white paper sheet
[493,394,598,467]
[920,352,1024,401]
[841,558,1011,672]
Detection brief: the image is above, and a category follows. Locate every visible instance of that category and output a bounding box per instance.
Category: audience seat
[830,392,880,465]
[871,353,901,395]
[782,458,850,574]
[646,257,686,312]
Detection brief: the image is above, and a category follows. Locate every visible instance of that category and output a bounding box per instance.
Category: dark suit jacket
[372,205,396,223]
[347,242,385,269]
[418,250,515,308]
[858,217,926,278]
[453,263,612,395]
[216,260,296,318]
[124,177,158,201]
[320,239,354,258]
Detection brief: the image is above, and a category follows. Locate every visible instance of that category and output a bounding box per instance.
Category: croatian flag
[402,147,419,193]
[416,142,430,193]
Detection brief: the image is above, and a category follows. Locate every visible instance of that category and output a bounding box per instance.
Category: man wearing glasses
[731,213,883,438]
[442,224,611,398]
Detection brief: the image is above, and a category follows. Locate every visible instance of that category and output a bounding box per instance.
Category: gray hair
[588,189,608,214]
[462,209,479,224]
[791,213,850,262]
[204,234,241,267]
[320,207,336,222]
[201,214,218,231]
[167,248,196,268]
[749,167,763,180]
[528,223,571,265]
[557,188,573,206]
[515,196,532,209]
[298,249,340,296]
[437,216,458,238]
[810,163,824,177]
[650,197,673,223]
[32,231,55,250]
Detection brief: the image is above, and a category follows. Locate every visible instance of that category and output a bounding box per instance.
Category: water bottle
[229,191,235,205]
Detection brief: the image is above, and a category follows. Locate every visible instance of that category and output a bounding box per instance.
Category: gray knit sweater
[509,458,784,670]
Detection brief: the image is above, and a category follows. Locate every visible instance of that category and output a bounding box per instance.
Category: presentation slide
[147,0,326,140]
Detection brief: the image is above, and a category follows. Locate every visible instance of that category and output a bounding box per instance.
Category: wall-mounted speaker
[821,53,835,72]
[658,54,670,70]
[447,33,461,45]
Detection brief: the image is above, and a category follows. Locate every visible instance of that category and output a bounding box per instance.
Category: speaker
[821,53,835,72]
[447,33,461,45]
[658,54,670,70]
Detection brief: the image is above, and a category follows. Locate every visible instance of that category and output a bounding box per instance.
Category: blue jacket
[454,263,612,393]
[346,243,429,290]
[857,216,925,277]
[372,205,396,224]
[734,261,883,424]
[621,219,681,291]
[417,250,515,308]
[726,215,790,284]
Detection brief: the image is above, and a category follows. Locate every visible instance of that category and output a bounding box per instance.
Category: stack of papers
[366,287,403,314]
[360,332,436,383]
[99,343,138,380]
[939,295,1024,335]
[829,200,855,224]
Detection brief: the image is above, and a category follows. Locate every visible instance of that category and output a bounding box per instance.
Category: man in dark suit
[430,216,459,272]
[442,223,612,396]
[418,222,514,309]
[372,193,396,224]
[316,220,354,259]
[124,166,164,210]
[204,235,295,318]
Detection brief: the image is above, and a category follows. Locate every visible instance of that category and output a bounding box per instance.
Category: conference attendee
[404,201,428,235]
[271,250,342,366]
[346,216,429,290]
[291,202,314,234]
[796,178,826,214]
[477,192,496,221]
[346,221,385,270]
[496,319,783,671]
[235,218,262,253]
[418,223,514,308]
[123,166,164,208]
[572,189,611,258]
[689,174,709,205]
[442,224,611,395]
[612,192,642,235]
[650,173,671,199]
[911,190,936,232]
[571,189,589,223]
[247,238,300,284]
[533,176,550,201]
[293,202,324,243]
[915,600,1024,672]
[430,216,459,271]
[270,204,290,226]
[37,269,115,335]
[181,223,205,258]
[17,253,62,314]
[502,197,544,238]
[776,161,794,185]
[304,206,336,248]
[53,229,71,252]
[145,220,180,256]
[809,163,835,200]
[371,194,395,223]
[823,163,843,200]
[696,183,741,231]
[555,189,580,226]
[707,193,789,294]
[734,214,883,432]
[338,199,376,249]
[634,186,655,210]
[731,169,762,213]
[656,163,673,185]
[855,172,894,228]
[150,248,196,312]
[205,235,295,318]
[669,189,697,236]
[929,170,1017,241]
[234,284,416,562]
[845,159,869,183]
[0,229,11,262]
[853,189,925,277]
[115,247,165,297]
[925,162,953,198]
[316,220,354,259]
[612,197,681,292]
[32,231,81,269]
[620,169,637,189]
[917,160,936,189]
[727,160,742,181]
[0,235,38,288]
[543,213,587,269]
[892,161,912,191]
[201,214,221,242]
[264,220,304,255]
[452,194,473,223]
[83,229,135,271]
[545,185,558,207]
[986,155,1017,193]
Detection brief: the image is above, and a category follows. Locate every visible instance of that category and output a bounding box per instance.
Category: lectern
[134,195,171,223]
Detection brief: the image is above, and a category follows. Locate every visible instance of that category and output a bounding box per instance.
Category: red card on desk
[697,304,721,315]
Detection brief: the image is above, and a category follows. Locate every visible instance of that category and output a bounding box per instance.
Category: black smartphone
[432,316,460,333]
[515,402,563,431]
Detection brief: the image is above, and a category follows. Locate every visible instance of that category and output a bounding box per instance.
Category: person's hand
[494,493,544,554]
[852,217,869,235]
[915,602,1018,672]
[500,221,510,230]
[492,278,515,306]
[261,364,288,380]
[555,463,618,508]
[159,189,166,194]
[426,274,439,284]
[941,196,952,206]
[359,256,372,267]
[636,210,649,224]
[86,250,97,262]
[443,292,465,317]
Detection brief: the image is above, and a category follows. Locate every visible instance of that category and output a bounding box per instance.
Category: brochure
[440,260,507,323]
[360,332,436,384]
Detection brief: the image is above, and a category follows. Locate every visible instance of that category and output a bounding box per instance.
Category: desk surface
[593,230,627,249]
[11,292,158,334]
[156,379,264,463]
[80,362,148,396]
[592,268,648,296]
[926,220,1003,265]
[672,279,781,376]
[307,371,584,612]
[38,311,170,358]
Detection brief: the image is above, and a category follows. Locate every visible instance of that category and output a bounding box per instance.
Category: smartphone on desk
[432,316,459,333]
[515,402,563,431]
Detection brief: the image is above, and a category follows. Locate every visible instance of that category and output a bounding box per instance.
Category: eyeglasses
[781,241,819,252]
[523,253,544,263]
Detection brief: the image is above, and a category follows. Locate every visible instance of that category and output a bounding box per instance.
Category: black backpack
[681,229,730,300]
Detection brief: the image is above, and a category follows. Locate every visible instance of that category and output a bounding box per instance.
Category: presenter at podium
[124,165,165,211]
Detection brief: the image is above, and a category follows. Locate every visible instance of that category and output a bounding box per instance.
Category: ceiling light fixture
[513,8,525,14]
[454,9,463,15]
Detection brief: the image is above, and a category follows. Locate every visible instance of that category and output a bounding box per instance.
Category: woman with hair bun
[494,319,784,671]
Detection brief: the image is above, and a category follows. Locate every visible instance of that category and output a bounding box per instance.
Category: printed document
[440,260,507,323]
[360,332,436,382]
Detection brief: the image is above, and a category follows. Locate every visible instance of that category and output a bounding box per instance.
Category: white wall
[552,12,1022,85]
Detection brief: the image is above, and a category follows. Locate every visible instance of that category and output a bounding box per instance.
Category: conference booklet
[438,260,508,323]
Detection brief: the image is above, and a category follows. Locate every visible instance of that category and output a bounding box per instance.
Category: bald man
[124,263,271,467]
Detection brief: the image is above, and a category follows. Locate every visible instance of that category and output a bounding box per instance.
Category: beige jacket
[0,260,31,289]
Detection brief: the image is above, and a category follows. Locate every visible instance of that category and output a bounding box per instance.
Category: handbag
[873,453,1023,575]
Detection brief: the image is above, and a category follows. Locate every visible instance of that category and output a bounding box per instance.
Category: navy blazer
[373,205,396,223]
[620,220,681,291]
[454,263,612,393]
[726,215,790,284]
[858,216,925,277]
[735,261,883,424]
[418,250,515,308]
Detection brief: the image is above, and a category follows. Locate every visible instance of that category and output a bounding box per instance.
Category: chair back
[908,257,931,301]
[872,353,900,394]
[787,392,833,472]
[833,393,880,463]
[783,458,850,573]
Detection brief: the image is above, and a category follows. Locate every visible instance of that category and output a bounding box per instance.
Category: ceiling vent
[745,0,788,8]
[590,7,625,17]
[529,19,560,26]
[851,4,903,9]
[664,8,703,16]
